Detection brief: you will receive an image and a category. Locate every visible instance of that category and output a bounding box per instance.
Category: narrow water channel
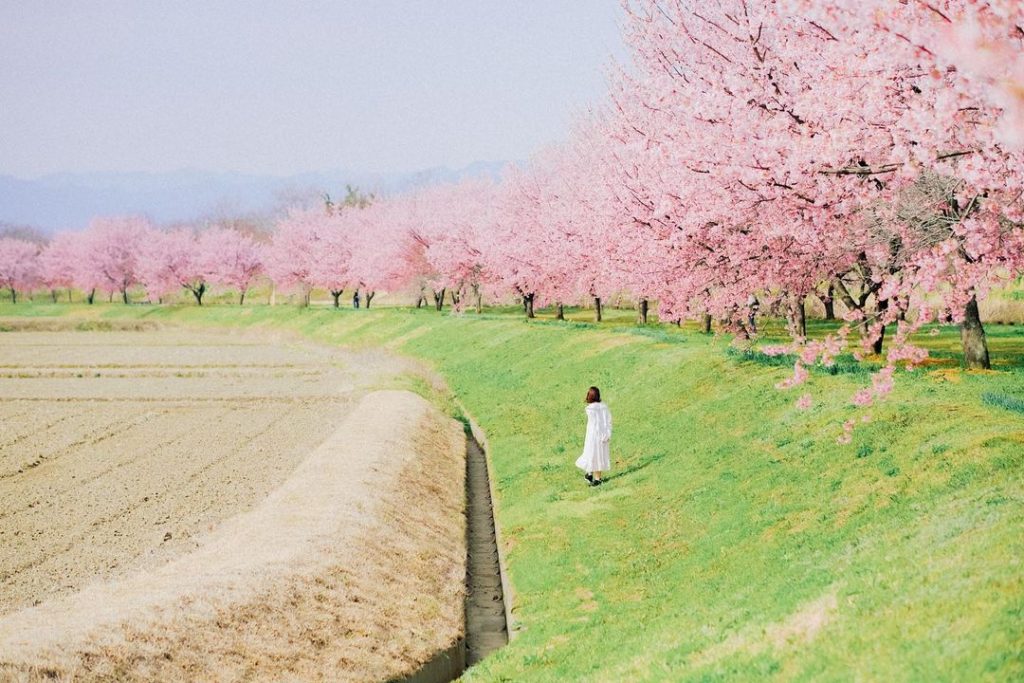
[394,432,508,683]
[464,433,509,664]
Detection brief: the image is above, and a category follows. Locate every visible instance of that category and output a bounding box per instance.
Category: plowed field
[0,325,466,682]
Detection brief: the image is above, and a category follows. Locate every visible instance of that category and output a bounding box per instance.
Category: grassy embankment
[2,302,1022,681]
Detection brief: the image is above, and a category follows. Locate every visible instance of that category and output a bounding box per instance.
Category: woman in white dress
[575,386,612,486]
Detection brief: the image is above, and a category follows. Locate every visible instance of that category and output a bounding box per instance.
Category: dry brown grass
[688,588,840,669]
[979,296,1024,325]
[0,318,162,333]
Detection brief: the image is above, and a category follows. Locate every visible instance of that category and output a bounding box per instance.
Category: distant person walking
[353,290,360,309]
[575,386,612,486]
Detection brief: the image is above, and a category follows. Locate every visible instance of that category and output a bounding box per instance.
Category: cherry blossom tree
[138,229,217,305]
[264,209,321,306]
[351,198,429,309]
[39,232,81,302]
[203,227,264,304]
[78,217,151,304]
[0,238,41,303]
[313,211,353,308]
[485,163,577,319]
[603,1,843,338]
[609,0,1022,376]
[782,0,1024,369]
[411,180,498,312]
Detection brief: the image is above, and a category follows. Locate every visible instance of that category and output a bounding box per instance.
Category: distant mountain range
[0,160,511,233]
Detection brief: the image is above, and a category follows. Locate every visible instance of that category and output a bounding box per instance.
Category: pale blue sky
[0,1,625,178]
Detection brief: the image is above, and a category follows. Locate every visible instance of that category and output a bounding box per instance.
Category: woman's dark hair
[586,386,601,404]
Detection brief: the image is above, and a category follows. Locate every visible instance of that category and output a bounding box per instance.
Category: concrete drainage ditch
[464,433,509,664]
[395,428,510,683]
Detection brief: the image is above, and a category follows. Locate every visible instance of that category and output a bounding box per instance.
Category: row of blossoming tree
[1,1,1022,408]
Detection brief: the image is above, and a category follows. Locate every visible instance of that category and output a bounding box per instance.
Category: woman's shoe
[585,473,594,483]
[590,479,603,487]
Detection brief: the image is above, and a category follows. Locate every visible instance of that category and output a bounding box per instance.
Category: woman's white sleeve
[603,408,612,440]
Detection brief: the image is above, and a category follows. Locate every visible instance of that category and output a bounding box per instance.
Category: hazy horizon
[0,160,516,232]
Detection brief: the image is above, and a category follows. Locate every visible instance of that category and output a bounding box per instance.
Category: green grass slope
[2,303,1022,681]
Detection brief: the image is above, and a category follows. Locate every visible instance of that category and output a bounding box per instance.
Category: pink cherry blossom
[39,232,80,302]
[202,228,264,305]
[0,238,41,303]
[78,217,152,304]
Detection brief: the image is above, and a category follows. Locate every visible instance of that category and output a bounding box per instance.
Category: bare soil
[0,327,466,682]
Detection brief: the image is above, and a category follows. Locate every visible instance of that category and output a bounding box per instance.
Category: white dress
[575,402,612,473]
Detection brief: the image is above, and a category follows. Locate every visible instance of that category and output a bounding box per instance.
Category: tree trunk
[331,289,342,308]
[68,289,73,303]
[475,290,482,314]
[365,291,375,308]
[556,303,565,320]
[789,296,807,339]
[450,289,460,307]
[872,326,886,355]
[416,294,424,308]
[191,283,206,306]
[594,296,602,322]
[702,313,712,334]
[961,295,991,369]
[823,284,836,321]
[870,298,888,355]
[50,289,57,303]
[87,288,96,305]
[433,288,445,311]
[121,287,129,305]
[9,287,16,304]
[239,289,246,305]
[524,293,535,319]
[637,298,649,325]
